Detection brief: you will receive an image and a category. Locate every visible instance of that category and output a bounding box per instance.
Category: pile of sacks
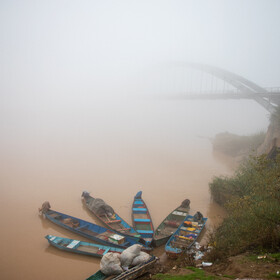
[100,244,151,276]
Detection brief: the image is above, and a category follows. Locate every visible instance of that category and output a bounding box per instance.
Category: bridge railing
[264,87,280,93]
[184,89,240,95]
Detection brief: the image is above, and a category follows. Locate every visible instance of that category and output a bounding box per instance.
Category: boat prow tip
[135,191,142,198]
[82,191,90,198]
[39,201,51,214]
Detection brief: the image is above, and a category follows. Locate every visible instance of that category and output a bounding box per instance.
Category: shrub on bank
[208,155,280,258]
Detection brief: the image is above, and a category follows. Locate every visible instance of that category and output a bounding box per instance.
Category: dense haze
[1,0,280,139]
[0,1,280,280]
[1,0,280,100]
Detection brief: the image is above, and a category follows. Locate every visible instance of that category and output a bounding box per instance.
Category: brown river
[0,98,269,280]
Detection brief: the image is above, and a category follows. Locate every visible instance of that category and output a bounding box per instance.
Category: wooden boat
[45,234,124,257]
[86,256,158,280]
[152,199,190,247]
[165,214,207,258]
[82,192,140,239]
[42,207,150,251]
[131,191,154,246]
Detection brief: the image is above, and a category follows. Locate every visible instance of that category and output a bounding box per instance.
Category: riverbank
[146,211,280,279]
[149,252,280,280]
[147,108,280,279]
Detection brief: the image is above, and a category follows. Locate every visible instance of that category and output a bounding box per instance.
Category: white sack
[120,244,142,269]
[131,251,151,266]
[100,252,123,275]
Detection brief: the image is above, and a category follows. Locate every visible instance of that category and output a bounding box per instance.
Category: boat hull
[152,203,190,247]
[131,191,154,246]
[82,193,141,240]
[45,234,124,258]
[165,215,207,258]
[151,236,170,248]
[44,209,149,250]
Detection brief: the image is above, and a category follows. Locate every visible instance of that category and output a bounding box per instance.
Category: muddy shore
[145,249,280,279]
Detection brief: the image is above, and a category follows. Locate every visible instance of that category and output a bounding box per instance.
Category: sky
[1,0,280,99]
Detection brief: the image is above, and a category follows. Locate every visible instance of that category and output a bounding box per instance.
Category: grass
[270,253,280,261]
[268,273,280,279]
[153,267,218,280]
[247,253,280,262]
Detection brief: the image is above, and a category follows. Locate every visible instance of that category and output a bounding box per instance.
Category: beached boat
[86,256,158,280]
[131,191,154,246]
[165,214,207,258]
[152,199,190,247]
[42,206,150,250]
[82,192,140,239]
[45,234,124,257]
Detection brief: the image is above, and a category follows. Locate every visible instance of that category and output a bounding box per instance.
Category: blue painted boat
[152,199,190,247]
[43,208,151,250]
[45,234,124,257]
[86,256,158,280]
[82,192,141,240]
[165,213,207,258]
[131,191,154,246]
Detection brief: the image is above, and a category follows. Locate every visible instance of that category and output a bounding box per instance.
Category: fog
[1,0,280,100]
[1,0,279,137]
[0,1,279,279]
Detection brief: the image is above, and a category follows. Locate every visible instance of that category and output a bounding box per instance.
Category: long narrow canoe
[131,191,154,246]
[45,234,124,257]
[86,256,158,280]
[43,208,150,250]
[165,214,207,258]
[82,192,140,239]
[151,199,190,247]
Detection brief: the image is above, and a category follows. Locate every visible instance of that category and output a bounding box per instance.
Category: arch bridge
[163,63,280,114]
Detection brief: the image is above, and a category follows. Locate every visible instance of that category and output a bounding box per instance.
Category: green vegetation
[268,273,280,279]
[212,132,265,156]
[222,275,235,279]
[153,268,237,280]
[247,252,280,262]
[208,154,280,259]
[153,267,218,280]
[270,253,280,260]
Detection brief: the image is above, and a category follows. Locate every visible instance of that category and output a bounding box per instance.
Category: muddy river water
[0,98,269,280]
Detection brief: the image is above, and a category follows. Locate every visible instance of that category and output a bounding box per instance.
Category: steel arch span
[183,63,278,113]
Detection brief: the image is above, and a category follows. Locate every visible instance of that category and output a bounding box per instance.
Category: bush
[208,155,280,258]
